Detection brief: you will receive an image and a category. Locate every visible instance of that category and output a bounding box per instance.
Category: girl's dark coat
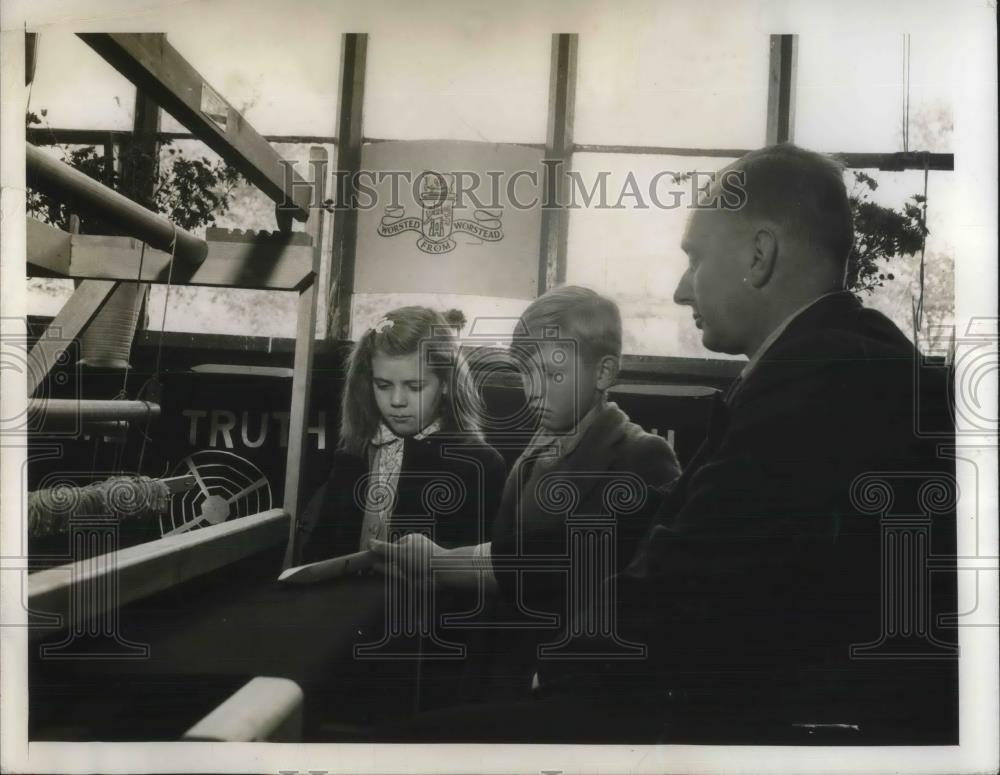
[294,434,507,565]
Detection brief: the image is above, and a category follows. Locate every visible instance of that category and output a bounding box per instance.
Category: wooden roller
[182,676,304,742]
[27,143,208,266]
[28,398,160,422]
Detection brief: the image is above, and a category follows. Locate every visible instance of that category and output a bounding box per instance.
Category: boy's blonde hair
[515,285,623,364]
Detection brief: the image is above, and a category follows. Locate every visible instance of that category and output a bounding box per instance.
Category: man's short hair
[719,143,854,267]
[516,285,623,363]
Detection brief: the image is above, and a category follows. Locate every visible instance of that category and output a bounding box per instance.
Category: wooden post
[25,32,37,85]
[119,90,160,209]
[117,89,160,336]
[766,34,797,145]
[282,147,326,569]
[327,33,368,341]
[102,139,115,188]
[538,33,577,294]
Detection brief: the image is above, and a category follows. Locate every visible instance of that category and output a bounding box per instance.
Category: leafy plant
[26,108,243,233]
[845,170,928,295]
[153,147,243,231]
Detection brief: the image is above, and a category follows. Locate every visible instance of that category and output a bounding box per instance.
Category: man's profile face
[674,207,752,355]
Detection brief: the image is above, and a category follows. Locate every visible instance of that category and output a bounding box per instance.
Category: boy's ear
[594,354,620,391]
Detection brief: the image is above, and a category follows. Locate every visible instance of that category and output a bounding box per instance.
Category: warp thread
[28,476,170,538]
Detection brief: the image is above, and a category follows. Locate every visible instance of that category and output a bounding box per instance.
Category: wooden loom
[25,33,324,742]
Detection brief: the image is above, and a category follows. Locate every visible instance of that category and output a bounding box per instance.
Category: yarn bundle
[28,476,170,538]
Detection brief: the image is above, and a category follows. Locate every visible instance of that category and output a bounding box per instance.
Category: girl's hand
[369,534,440,584]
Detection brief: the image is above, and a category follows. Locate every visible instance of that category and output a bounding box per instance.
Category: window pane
[30,16,340,137]
[27,278,75,318]
[27,31,136,131]
[364,29,549,144]
[574,3,769,148]
[794,31,957,153]
[904,33,957,154]
[565,153,744,360]
[158,19,340,137]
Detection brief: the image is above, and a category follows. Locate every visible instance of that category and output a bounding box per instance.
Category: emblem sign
[356,140,543,300]
[378,172,504,254]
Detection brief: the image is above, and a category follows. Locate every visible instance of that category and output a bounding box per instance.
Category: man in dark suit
[387,144,958,743]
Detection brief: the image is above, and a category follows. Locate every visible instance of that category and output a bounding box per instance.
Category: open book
[277,549,376,585]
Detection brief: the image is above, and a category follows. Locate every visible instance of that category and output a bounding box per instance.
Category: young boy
[372,286,681,671]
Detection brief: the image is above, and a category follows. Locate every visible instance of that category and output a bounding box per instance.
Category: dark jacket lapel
[519,403,632,526]
[652,292,864,529]
[557,402,632,502]
[491,403,630,548]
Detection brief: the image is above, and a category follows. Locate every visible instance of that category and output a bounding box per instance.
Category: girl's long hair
[338,306,485,455]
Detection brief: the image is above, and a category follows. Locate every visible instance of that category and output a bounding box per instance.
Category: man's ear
[747,226,779,288]
[594,354,620,392]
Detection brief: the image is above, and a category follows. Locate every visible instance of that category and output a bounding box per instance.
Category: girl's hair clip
[372,317,395,334]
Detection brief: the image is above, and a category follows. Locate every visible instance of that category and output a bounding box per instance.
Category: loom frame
[26,34,325,633]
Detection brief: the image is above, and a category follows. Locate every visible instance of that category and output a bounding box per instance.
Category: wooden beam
[838,151,955,171]
[25,32,37,85]
[71,230,315,291]
[328,33,367,340]
[766,34,797,145]
[538,33,578,294]
[283,148,326,569]
[26,279,119,397]
[77,33,313,222]
[575,144,755,158]
[25,128,955,172]
[28,508,289,642]
[25,217,71,276]
[573,144,954,172]
[26,220,315,291]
